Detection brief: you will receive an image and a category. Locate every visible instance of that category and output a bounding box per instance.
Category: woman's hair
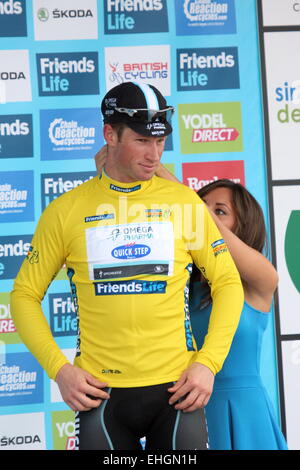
[190,179,268,308]
[197,179,267,253]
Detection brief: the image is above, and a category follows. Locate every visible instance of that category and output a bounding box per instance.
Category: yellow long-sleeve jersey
[11,171,243,386]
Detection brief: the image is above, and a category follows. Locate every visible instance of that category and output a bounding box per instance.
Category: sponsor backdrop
[0,0,289,449]
[258,0,300,449]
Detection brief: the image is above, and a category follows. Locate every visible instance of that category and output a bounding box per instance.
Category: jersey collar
[98,169,153,195]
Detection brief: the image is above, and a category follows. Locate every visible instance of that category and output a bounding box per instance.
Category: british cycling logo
[175,0,236,35]
[0,0,27,37]
[104,0,168,34]
[36,52,99,96]
[105,45,170,95]
[0,114,33,158]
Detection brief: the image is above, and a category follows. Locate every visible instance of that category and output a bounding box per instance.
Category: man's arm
[10,201,109,410]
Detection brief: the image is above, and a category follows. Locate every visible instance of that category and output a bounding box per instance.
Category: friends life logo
[40,108,103,161]
[178,101,243,154]
[0,170,34,223]
[0,0,27,37]
[274,80,300,125]
[175,0,236,36]
[0,114,33,158]
[36,52,99,96]
[177,47,239,91]
[104,0,168,34]
[49,292,77,337]
[0,235,32,280]
[41,171,96,210]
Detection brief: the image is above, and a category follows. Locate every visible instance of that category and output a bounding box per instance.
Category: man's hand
[168,362,214,412]
[55,363,110,412]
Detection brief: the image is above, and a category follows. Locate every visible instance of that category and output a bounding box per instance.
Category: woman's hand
[95,145,108,174]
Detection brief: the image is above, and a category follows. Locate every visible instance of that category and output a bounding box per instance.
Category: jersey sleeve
[10,201,70,380]
[188,196,244,375]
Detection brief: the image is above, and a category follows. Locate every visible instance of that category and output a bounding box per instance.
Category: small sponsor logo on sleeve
[211,238,228,256]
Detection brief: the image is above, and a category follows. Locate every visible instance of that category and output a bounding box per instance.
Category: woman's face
[201,187,237,232]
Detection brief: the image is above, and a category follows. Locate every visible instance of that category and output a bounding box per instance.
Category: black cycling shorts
[75,382,208,450]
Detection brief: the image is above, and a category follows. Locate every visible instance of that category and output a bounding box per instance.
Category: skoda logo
[37,8,49,21]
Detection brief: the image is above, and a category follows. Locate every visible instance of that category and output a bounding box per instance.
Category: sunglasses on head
[114,106,175,124]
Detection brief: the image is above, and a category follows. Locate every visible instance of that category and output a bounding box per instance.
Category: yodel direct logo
[104,0,168,34]
[36,52,99,96]
[177,47,239,91]
[179,101,243,154]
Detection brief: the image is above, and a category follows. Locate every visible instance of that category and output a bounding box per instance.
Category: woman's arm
[207,207,278,311]
[155,163,180,183]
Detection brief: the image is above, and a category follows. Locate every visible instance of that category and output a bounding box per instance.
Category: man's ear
[103,124,118,147]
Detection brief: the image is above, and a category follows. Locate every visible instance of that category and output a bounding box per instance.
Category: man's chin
[138,169,156,181]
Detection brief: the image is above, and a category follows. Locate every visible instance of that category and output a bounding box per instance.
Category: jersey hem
[95,374,182,388]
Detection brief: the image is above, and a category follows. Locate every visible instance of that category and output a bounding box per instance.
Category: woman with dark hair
[189,178,288,450]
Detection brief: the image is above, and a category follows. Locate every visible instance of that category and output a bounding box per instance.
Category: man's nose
[145,141,161,162]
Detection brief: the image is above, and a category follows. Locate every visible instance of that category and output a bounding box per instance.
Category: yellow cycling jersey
[11,171,243,387]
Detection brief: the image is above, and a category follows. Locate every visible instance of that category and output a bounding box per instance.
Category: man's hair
[109,122,128,141]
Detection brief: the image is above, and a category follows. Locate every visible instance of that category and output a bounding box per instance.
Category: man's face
[106,126,166,183]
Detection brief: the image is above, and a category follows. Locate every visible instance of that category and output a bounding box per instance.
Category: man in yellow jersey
[11,82,244,450]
